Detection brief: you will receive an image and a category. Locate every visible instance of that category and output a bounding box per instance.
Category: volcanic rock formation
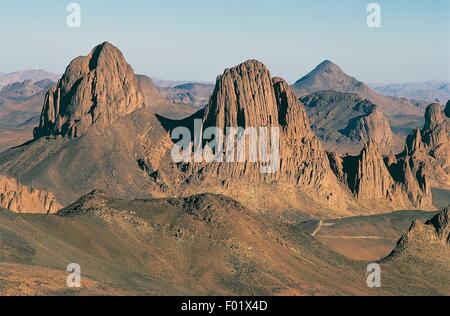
[0,175,62,213]
[166,60,354,214]
[33,42,143,138]
[0,42,172,205]
[403,103,450,188]
[335,141,432,209]
[0,44,441,215]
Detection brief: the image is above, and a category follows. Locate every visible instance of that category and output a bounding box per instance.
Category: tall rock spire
[34,42,143,138]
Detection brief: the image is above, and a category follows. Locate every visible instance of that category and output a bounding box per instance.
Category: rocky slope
[0,174,61,213]
[385,207,449,259]
[375,207,450,294]
[293,60,425,118]
[301,91,400,154]
[34,42,144,138]
[1,191,448,295]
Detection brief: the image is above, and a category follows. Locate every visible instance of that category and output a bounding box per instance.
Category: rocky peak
[351,141,394,200]
[314,60,344,74]
[403,102,450,188]
[424,103,445,130]
[170,59,352,213]
[405,129,424,154]
[272,77,310,132]
[34,42,143,138]
[386,152,397,167]
[202,59,279,130]
[0,175,62,214]
[338,140,432,209]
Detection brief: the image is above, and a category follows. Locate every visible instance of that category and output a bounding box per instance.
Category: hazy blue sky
[0,0,449,83]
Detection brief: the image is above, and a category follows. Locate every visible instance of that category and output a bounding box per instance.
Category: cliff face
[0,175,62,214]
[337,141,432,209]
[405,103,450,188]
[203,60,279,130]
[34,42,143,138]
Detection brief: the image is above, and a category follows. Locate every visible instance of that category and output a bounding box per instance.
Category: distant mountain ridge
[0,70,59,88]
[370,81,450,104]
[0,79,54,100]
[292,60,425,118]
[158,82,215,109]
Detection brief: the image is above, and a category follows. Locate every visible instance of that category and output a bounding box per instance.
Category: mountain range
[0,70,59,88]
[0,42,448,296]
[370,81,450,103]
[293,60,426,116]
[0,42,444,213]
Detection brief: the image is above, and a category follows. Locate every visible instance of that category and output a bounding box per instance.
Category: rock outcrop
[203,60,279,130]
[0,175,62,213]
[167,60,357,213]
[159,59,435,214]
[404,103,450,188]
[34,42,143,138]
[336,141,432,209]
[386,207,449,260]
[301,91,397,154]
